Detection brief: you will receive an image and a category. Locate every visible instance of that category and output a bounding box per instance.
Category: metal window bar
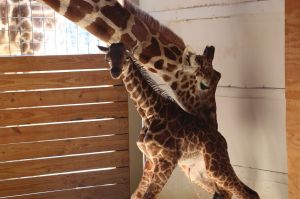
[7,0,12,56]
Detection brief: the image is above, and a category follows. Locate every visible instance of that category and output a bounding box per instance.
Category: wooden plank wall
[286,0,300,198]
[140,0,287,198]
[0,55,130,199]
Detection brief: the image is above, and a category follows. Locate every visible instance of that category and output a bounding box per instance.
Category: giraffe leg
[136,126,149,157]
[131,159,154,199]
[204,138,260,199]
[210,165,257,199]
[132,127,153,198]
[133,159,176,199]
[198,131,260,199]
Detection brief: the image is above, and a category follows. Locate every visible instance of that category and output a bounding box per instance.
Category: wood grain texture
[286,0,300,99]
[0,118,128,144]
[8,184,130,199]
[0,134,128,162]
[0,102,128,126]
[286,0,300,198]
[0,168,129,197]
[286,100,300,198]
[0,71,122,92]
[0,55,129,198]
[0,151,129,180]
[0,54,109,73]
[287,100,300,180]
[0,86,127,109]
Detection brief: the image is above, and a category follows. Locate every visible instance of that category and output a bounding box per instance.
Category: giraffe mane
[131,59,175,103]
[124,0,186,51]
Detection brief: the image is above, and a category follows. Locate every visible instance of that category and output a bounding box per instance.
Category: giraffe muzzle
[110,67,122,79]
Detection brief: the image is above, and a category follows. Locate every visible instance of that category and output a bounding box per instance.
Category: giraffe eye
[200,81,209,90]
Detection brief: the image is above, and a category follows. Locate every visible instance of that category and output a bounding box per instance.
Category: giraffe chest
[179,152,206,173]
[179,153,216,192]
[179,154,205,171]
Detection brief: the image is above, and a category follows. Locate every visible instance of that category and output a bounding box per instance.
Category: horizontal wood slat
[0,86,127,109]
[0,118,128,145]
[0,134,128,162]
[0,54,109,73]
[0,151,129,180]
[0,70,122,92]
[0,168,129,197]
[9,184,130,199]
[0,102,128,126]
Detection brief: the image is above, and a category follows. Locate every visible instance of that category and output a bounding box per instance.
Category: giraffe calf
[98,43,260,199]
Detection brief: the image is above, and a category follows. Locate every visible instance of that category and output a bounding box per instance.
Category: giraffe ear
[97,45,109,52]
[203,46,215,62]
[182,48,193,67]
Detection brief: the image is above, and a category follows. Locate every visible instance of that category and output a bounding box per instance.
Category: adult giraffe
[37,0,221,129]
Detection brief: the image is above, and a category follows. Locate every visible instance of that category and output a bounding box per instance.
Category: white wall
[139,0,287,198]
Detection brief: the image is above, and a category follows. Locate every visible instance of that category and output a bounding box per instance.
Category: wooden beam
[0,71,122,92]
[0,118,128,144]
[0,102,128,126]
[0,54,109,73]
[0,151,129,180]
[286,0,300,198]
[0,168,129,197]
[8,184,130,199]
[0,134,128,162]
[0,86,127,109]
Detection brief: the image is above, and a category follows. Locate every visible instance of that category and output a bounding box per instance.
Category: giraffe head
[98,43,131,79]
[183,46,220,91]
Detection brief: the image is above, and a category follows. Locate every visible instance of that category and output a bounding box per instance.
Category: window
[0,0,105,56]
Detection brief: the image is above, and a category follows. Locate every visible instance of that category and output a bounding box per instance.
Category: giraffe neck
[38,0,186,73]
[122,61,169,123]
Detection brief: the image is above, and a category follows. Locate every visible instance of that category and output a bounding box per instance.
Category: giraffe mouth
[111,73,121,79]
